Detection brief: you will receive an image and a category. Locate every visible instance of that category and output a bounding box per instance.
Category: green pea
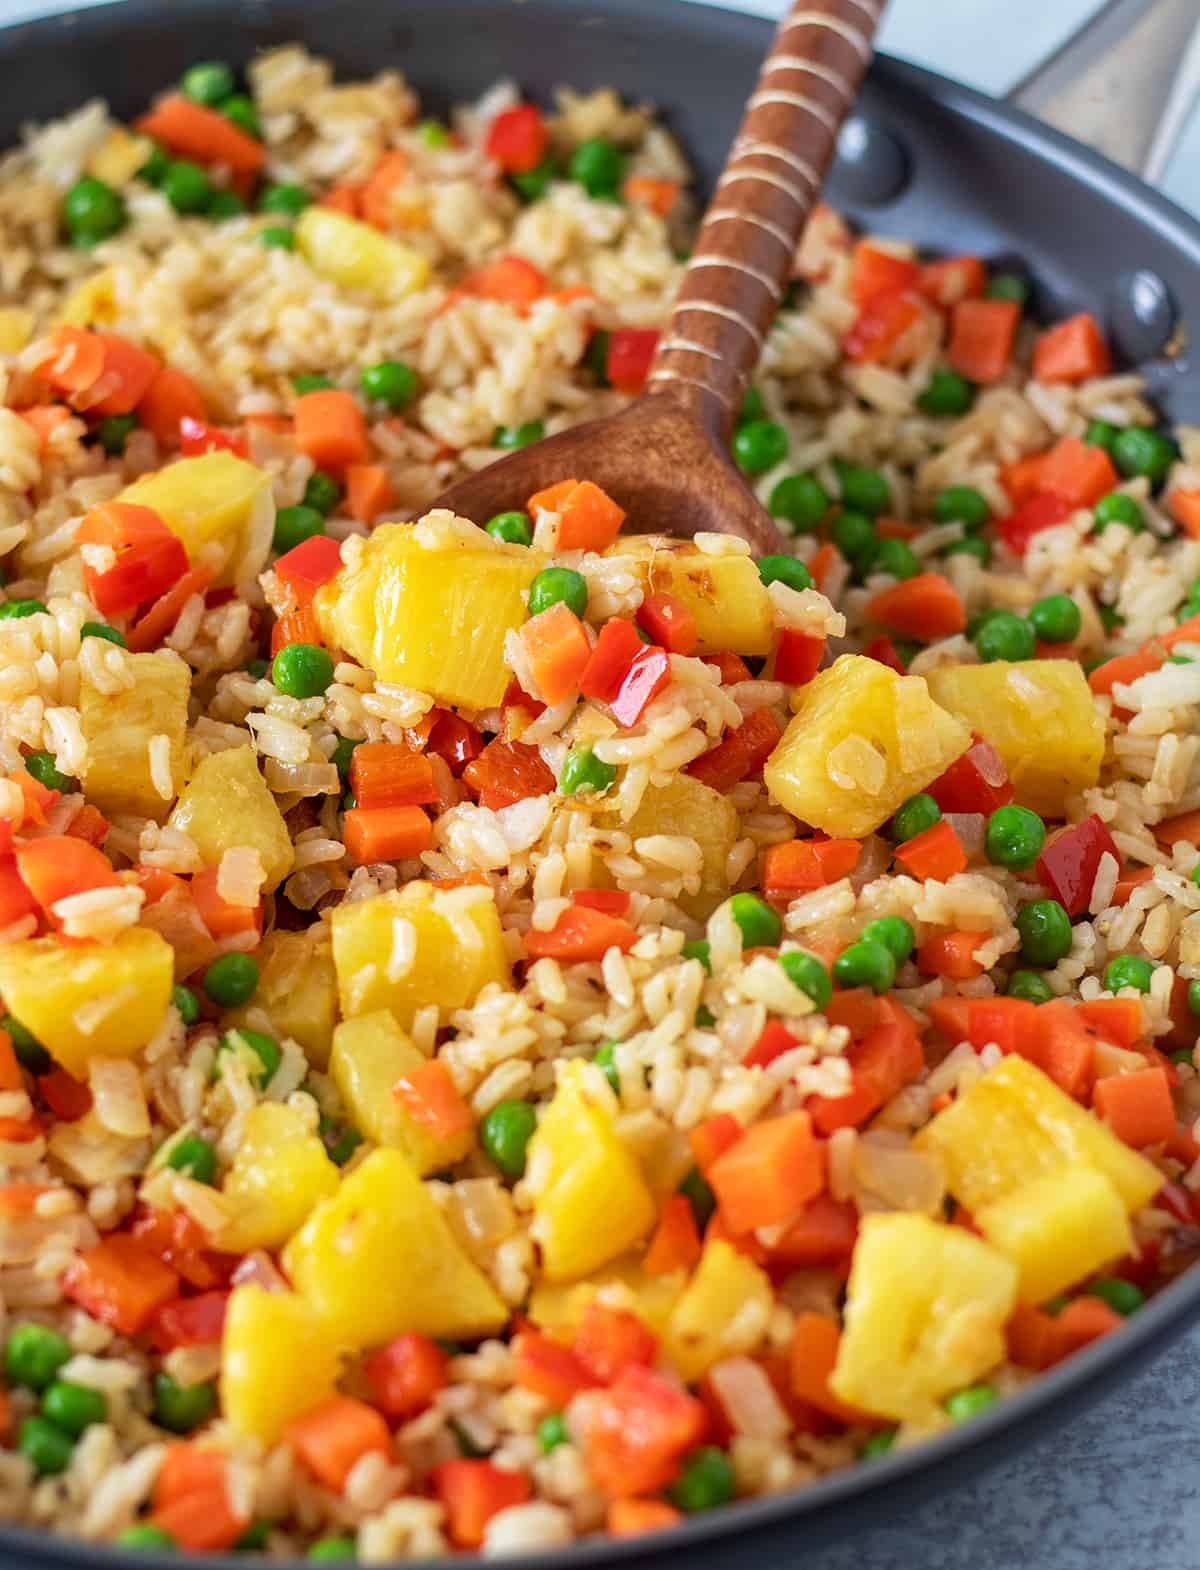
[416,119,450,148]
[205,188,246,220]
[218,94,260,139]
[933,485,990,529]
[5,1014,51,1074]
[860,915,915,963]
[537,1412,568,1452]
[757,554,812,592]
[510,155,556,202]
[1172,1047,1196,1070]
[319,1115,363,1167]
[245,659,270,679]
[5,1323,70,1391]
[831,509,877,569]
[1027,593,1081,645]
[682,938,711,973]
[273,504,326,554]
[1112,426,1175,485]
[695,1004,716,1027]
[216,1027,280,1088]
[40,1379,106,1437]
[917,369,974,417]
[668,1446,735,1512]
[302,470,342,515]
[494,420,544,450]
[260,226,295,250]
[1087,1277,1144,1316]
[1098,604,1125,636]
[138,142,170,185]
[778,949,831,1008]
[560,745,617,795]
[944,1384,997,1421]
[292,374,333,394]
[1189,979,1200,1018]
[678,1165,716,1229]
[361,360,417,409]
[834,461,889,517]
[528,566,587,618]
[985,273,1028,305]
[116,1524,177,1550]
[259,182,309,216]
[96,412,138,456]
[233,1520,271,1551]
[974,610,1035,663]
[1016,899,1073,965]
[568,137,624,198]
[18,1414,73,1475]
[833,939,896,994]
[1006,969,1053,1004]
[485,510,533,547]
[181,60,235,105]
[272,642,335,698]
[165,1132,217,1185]
[875,538,919,580]
[985,804,1045,870]
[593,1041,620,1094]
[62,176,126,244]
[162,159,212,214]
[767,472,829,533]
[1092,491,1144,533]
[0,599,47,620]
[80,621,126,648]
[479,1099,537,1178]
[153,1371,216,1434]
[890,793,941,843]
[23,750,75,794]
[1083,418,1118,453]
[1103,954,1154,994]
[203,952,259,1008]
[727,892,782,949]
[308,1538,358,1563]
[859,1428,897,1458]
[169,987,199,1031]
[330,735,360,782]
[583,329,610,384]
[732,420,788,475]
[940,535,992,565]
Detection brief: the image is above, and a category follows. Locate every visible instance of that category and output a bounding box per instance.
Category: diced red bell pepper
[843,291,923,364]
[918,255,986,309]
[179,416,246,457]
[484,104,548,174]
[998,492,1071,556]
[433,1459,532,1548]
[893,818,967,881]
[274,534,343,604]
[863,633,905,673]
[687,709,781,794]
[742,1019,799,1069]
[929,735,1013,814]
[850,243,920,305]
[688,1112,743,1172]
[1036,814,1120,917]
[610,645,671,726]
[761,837,861,899]
[739,707,783,772]
[703,651,753,684]
[76,501,189,617]
[0,856,40,931]
[579,619,643,703]
[364,1333,449,1419]
[606,329,659,394]
[582,1365,706,1498]
[62,1235,181,1336]
[773,628,824,685]
[573,1302,657,1384]
[573,889,631,915]
[462,737,555,809]
[426,709,484,774]
[150,1290,230,1353]
[767,1192,859,1269]
[637,593,696,655]
[513,1329,594,1406]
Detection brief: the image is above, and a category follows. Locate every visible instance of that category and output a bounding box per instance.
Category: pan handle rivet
[1107,269,1177,362]
[829,114,909,206]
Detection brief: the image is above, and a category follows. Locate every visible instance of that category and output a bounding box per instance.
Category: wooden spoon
[431,0,886,553]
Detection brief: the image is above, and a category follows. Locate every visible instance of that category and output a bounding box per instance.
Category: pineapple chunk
[221,1285,341,1443]
[975,1165,1133,1304]
[526,1061,656,1282]
[168,745,293,891]
[527,1254,686,1339]
[118,451,273,586]
[314,520,543,710]
[58,269,118,329]
[283,1149,508,1348]
[764,655,971,838]
[915,1056,1161,1214]
[607,536,773,655]
[0,307,34,352]
[218,1102,339,1252]
[331,880,511,1030]
[924,660,1104,816]
[0,927,173,1077]
[599,774,737,919]
[295,207,431,301]
[663,1240,773,1382]
[830,1212,1017,1423]
[224,926,336,1068]
[80,650,190,821]
[330,1011,473,1173]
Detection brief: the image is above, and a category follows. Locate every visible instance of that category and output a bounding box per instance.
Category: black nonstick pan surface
[1,1,1198,1566]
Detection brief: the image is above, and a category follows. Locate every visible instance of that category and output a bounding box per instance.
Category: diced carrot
[739,707,784,772]
[432,1459,532,1547]
[137,93,265,173]
[849,242,919,305]
[1075,998,1142,1048]
[918,255,986,309]
[789,1312,869,1425]
[762,837,861,898]
[960,996,1037,1056]
[126,563,213,653]
[151,1445,249,1552]
[702,650,753,684]
[320,182,364,217]
[686,730,752,794]
[65,803,110,847]
[0,1180,55,1217]
[865,572,965,639]
[643,1193,702,1276]
[270,601,322,656]
[0,1029,18,1093]
[916,928,984,979]
[513,1329,594,1406]
[637,592,695,655]
[77,499,189,617]
[360,149,412,230]
[294,388,369,471]
[285,1395,392,1493]
[688,1112,742,1173]
[518,601,592,705]
[583,1365,706,1498]
[621,174,679,216]
[344,802,433,864]
[1036,436,1118,510]
[87,334,162,417]
[350,743,437,810]
[572,889,631,916]
[1000,452,1050,508]
[768,1192,858,1269]
[807,540,837,591]
[1112,865,1154,905]
[31,326,106,398]
[1088,645,1165,697]
[893,818,967,882]
[1051,1295,1124,1359]
[708,1110,824,1233]
[606,1498,682,1537]
[462,737,555,809]
[38,1065,91,1124]
[16,403,72,450]
[742,1019,799,1070]
[1154,808,1200,849]
[523,905,638,962]
[392,1059,473,1140]
[574,1302,657,1385]
[1093,1066,1175,1148]
[461,253,546,309]
[1031,1002,1096,1100]
[1162,611,1200,652]
[137,364,206,445]
[1168,488,1200,539]
[1007,1303,1061,1371]
[946,298,1020,383]
[0,856,38,933]
[527,479,576,517]
[62,1234,180,1335]
[0,1112,42,1144]
[825,988,883,1038]
[15,836,118,920]
[345,463,394,524]
[190,864,262,940]
[1032,313,1110,385]
[548,479,626,552]
[925,995,972,1045]
[363,1334,450,1421]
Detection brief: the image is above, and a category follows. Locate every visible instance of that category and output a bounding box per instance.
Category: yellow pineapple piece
[79,650,190,821]
[295,207,431,301]
[58,269,118,329]
[219,1101,339,1252]
[224,926,336,1068]
[168,745,293,891]
[974,1165,1133,1304]
[527,1254,686,1339]
[662,1240,773,1382]
[764,654,971,838]
[0,307,34,352]
[221,1285,341,1443]
[598,773,737,918]
[924,660,1104,816]
[607,536,773,655]
[118,451,273,586]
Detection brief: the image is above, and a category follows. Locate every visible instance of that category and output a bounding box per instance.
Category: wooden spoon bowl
[433,0,886,551]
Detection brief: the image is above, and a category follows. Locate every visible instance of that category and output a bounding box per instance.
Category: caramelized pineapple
[607,536,773,655]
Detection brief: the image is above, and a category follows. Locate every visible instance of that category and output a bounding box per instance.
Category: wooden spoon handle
[646,0,885,433]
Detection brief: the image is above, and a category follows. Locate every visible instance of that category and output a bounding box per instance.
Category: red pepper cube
[610,645,671,727]
[929,735,1013,814]
[998,492,1071,557]
[1036,814,1120,917]
[275,534,343,604]
[773,629,824,685]
[579,619,643,704]
[605,328,660,394]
